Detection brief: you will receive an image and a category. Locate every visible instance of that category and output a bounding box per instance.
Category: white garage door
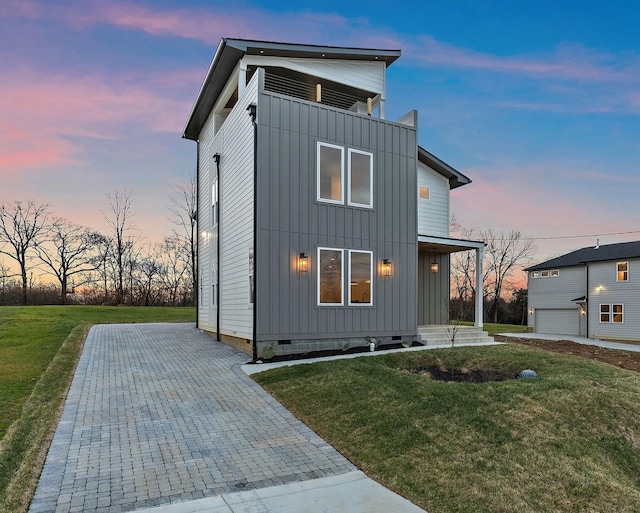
[536,309,579,336]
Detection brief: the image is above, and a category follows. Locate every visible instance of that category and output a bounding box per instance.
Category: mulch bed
[495,335,640,373]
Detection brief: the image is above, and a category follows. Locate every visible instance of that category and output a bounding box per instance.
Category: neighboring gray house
[183,38,486,359]
[526,240,640,341]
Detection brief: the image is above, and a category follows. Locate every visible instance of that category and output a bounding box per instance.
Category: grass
[458,320,529,334]
[0,305,195,513]
[255,344,640,513]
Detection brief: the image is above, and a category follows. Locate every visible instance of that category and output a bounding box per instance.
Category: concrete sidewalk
[501,332,640,353]
[29,323,425,513]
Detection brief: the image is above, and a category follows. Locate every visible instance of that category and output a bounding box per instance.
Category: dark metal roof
[418,146,471,190]
[183,38,401,141]
[525,240,640,271]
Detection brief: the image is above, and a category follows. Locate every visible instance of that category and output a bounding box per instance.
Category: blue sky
[2,0,639,273]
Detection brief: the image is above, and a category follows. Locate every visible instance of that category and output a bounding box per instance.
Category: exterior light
[382,259,392,277]
[528,309,534,315]
[298,253,309,273]
[430,261,439,273]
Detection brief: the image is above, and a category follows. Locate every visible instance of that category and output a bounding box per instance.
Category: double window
[317,142,373,208]
[600,304,624,323]
[318,247,373,306]
[617,262,628,282]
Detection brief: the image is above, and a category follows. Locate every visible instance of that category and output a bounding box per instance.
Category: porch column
[475,246,484,328]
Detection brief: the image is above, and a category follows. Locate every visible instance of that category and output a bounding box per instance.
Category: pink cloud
[405,35,640,85]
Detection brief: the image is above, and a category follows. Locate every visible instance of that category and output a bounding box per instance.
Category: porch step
[417,325,495,346]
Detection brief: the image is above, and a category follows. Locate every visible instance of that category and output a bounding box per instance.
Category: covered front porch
[417,234,485,329]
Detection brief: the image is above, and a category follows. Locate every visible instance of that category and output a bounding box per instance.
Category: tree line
[450,215,535,325]
[0,175,196,307]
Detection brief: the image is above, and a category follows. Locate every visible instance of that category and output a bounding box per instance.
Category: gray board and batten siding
[254,77,418,355]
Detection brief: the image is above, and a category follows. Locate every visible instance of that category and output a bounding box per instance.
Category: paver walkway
[29,323,355,513]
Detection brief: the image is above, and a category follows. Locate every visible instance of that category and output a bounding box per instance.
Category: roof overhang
[418,146,471,190]
[418,235,484,254]
[183,38,401,141]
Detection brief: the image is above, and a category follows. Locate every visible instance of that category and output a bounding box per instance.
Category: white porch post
[475,245,484,328]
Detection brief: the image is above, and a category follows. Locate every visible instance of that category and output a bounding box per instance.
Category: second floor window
[211,177,218,227]
[318,142,373,208]
[617,261,628,282]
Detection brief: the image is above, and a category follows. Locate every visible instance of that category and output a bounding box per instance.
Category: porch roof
[418,235,484,254]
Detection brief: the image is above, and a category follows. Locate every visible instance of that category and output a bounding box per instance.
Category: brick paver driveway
[29,323,354,513]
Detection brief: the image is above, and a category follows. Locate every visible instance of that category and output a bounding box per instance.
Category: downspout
[248,102,258,363]
[195,141,200,329]
[213,153,221,342]
[585,263,589,338]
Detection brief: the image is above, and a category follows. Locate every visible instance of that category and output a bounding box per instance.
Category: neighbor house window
[419,186,430,200]
[317,143,344,203]
[551,269,559,277]
[600,304,624,323]
[531,271,540,278]
[613,304,624,323]
[348,250,373,306]
[318,248,343,305]
[617,262,628,282]
[211,177,218,227]
[348,149,373,208]
[541,270,550,278]
[211,263,218,307]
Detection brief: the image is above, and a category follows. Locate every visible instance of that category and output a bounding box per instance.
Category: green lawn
[0,305,195,513]
[255,344,640,513]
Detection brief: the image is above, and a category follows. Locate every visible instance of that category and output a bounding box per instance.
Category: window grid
[617,261,628,282]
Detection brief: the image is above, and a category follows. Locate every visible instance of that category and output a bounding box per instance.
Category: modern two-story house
[526,240,640,341]
[183,38,486,359]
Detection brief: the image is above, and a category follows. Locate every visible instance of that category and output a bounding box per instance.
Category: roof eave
[418,146,471,189]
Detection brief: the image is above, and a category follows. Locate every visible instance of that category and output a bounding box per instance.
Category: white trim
[348,250,373,306]
[317,142,344,205]
[317,247,344,306]
[599,303,625,323]
[617,261,629,282]
[347,148,373,208]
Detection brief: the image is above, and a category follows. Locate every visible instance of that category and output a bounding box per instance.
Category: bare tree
[168,171,197,304]
[36,219,102,304]
[158,237,188,306]
[0,201,50,305]
[482,229,535,323]
[102,190,136,305]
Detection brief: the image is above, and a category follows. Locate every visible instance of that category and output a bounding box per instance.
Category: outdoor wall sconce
[298,253,309,273]
[528,309,534,315]
[430,261,439,273]
[382,259,392,277]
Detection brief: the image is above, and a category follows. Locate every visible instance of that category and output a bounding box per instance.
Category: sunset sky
[2,0,639,282]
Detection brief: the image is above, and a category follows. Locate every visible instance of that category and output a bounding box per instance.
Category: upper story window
[318,142,373,208]
[419,186,430,200]
[541,270,550,278]
[348,149,373,208]
[531,271,540,278]
[617,261,628,282]
[551,269,559,277]
[318,143,344,204]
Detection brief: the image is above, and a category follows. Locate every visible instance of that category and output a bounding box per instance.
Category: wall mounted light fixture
[298,253,309,273]
[382,259,392,277]
[430,261,439,273]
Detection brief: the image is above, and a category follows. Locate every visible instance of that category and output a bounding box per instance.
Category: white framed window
[318,247,344,305]
[617,262,628,282]
[348,250,373,306]
[317,142,344,204]
[348,149,373,208]
[248,248,254,305]
[613,304,624,323]
[551,269,559,277]
[600,304,624,323]
[541,270,550,278]
[211,262,218,307]
[531,271,540,279]
[211,177,218,227]
[419,186,430,200]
